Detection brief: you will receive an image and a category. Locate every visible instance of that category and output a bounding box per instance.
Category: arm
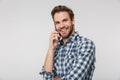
[62,41,96,80]
[44,48,55,72]
[40,31,60,80]
[54,76,61,80]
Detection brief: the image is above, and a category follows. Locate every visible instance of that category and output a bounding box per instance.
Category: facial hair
[61,24,74,39]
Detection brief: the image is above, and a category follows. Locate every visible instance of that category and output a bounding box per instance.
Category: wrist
[48,46,56,51]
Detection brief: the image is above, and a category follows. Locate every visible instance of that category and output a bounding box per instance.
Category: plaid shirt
[40,31,96,80]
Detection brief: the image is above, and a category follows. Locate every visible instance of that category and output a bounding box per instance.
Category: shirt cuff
[40,66,54,79]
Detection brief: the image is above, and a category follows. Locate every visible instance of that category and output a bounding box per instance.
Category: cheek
[55,27,60,32]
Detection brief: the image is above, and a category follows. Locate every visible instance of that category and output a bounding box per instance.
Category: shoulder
[75,34,95,51]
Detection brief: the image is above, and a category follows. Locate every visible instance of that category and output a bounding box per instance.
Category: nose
[60,22,64,28]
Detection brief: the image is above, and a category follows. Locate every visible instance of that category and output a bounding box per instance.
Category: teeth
[61,29,66,32]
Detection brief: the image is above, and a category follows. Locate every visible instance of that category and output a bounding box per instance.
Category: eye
[55,21,60,25]
[63,19,68,22]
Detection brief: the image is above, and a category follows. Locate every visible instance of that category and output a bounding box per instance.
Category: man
[40,5,96,80]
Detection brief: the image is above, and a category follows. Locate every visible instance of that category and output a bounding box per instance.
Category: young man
[40,5,96,80]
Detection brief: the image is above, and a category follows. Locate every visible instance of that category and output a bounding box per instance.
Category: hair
[51,5,74,20]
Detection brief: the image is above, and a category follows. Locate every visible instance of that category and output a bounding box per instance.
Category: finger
[50,32,58,38]
[52,31,59,34]
[51,34,57,38]
[52,35,58,40]
[52,32,60,38]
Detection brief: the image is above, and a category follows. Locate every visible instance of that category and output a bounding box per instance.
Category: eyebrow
[55,18,68,23]
[63,18,68,22]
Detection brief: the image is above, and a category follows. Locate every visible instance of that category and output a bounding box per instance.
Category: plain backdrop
[0,0,120,80]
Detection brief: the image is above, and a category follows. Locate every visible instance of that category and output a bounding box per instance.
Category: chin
[62,34,69,39]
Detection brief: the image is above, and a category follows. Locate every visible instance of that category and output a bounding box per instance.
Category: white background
[0,0,120,80]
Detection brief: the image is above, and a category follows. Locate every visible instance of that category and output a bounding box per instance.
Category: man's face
[53,11,74,39]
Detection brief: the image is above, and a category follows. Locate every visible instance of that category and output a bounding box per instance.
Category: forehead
[53,11,70,21]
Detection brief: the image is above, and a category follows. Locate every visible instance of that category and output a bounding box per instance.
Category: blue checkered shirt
[40,31,96,80]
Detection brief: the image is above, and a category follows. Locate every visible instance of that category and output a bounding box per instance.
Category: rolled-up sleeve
[40,67,54,80]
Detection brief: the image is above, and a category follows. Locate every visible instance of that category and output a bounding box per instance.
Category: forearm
[54,76,61,80]
[41,31,60,79]
[44,48,55,72]
[53,76,61,80]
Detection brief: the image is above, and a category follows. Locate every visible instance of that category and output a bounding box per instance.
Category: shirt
[40,31,96,80]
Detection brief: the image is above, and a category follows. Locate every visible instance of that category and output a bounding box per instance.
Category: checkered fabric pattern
[40,31,96,80]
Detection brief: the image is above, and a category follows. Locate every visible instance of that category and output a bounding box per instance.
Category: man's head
[51,5,75,39]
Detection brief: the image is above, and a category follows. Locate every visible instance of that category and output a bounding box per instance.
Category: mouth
[60,28,67,34]
[61,28,66,32]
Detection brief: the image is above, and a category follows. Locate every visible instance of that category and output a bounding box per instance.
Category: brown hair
[51,5,74,20]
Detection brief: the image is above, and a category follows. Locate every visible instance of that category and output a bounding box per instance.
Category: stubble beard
[61,24,74,39]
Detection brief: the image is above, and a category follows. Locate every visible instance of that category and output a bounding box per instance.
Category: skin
[54,11,75,43]
[44,11,75,80]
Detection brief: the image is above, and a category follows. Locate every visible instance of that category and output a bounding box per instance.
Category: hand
[54,76,61,80]
[49,31,60,50]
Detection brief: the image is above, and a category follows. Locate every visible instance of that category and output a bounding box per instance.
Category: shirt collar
[59,31,79,45]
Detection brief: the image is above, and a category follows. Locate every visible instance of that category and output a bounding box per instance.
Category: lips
[60,28,67,34]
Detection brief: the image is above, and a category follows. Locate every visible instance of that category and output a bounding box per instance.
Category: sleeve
[39,66,54,80]
[61,40,96,80]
